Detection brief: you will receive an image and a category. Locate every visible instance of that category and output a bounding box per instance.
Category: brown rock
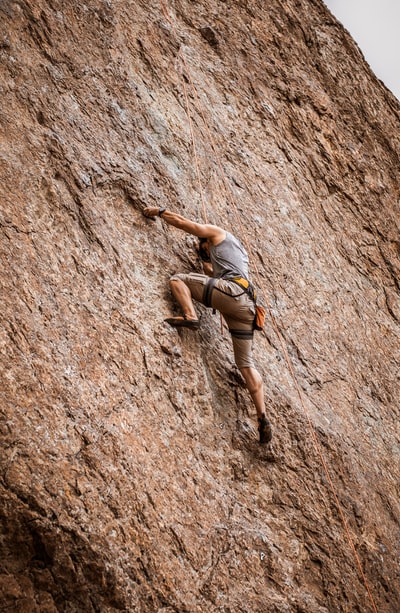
[1,0,399,611]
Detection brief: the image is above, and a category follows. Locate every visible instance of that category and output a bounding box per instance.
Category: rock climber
[143,206,272,444]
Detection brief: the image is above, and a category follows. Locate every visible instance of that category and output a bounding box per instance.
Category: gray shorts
[170,273,256,369]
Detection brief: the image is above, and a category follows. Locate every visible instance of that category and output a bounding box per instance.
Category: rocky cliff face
[1,0,399,611]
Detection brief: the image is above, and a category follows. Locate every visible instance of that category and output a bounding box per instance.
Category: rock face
[1,0,399,611]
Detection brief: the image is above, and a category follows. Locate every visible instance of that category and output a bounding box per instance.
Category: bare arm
[143,207,225,245]
[202,261,214,277]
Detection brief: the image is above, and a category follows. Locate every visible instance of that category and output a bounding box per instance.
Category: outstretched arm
[143,207,225,245]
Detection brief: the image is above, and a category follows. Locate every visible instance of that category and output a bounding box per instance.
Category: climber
[143,206,272,444]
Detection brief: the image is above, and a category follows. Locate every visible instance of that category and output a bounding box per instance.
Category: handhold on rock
[199,25,219,47]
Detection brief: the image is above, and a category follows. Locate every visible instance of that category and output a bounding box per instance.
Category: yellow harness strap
[230,277,257,301]
[232,276,250,289]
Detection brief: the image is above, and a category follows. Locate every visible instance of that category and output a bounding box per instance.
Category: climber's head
[198,237,211,262]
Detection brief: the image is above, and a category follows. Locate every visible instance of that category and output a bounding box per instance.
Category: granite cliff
[1,0,399,611]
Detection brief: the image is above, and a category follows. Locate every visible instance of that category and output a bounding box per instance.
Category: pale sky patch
[323,0,400,100]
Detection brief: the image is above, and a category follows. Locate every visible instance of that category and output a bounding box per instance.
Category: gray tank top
[210,232,249,279]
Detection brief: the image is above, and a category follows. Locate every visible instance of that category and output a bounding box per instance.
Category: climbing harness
[203,277,217,308]
[225,276,266,331]
[158,3,378,610]
[202,275,265,331]
[228,276,257,301]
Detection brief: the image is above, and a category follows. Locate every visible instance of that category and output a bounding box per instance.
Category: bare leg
[239,366,265,419]
[169,279,198,320]
[240,366,272,443]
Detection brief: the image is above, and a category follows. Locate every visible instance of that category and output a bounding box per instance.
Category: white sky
[323,0,400,101]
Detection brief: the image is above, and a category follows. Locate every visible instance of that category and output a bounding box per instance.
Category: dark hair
[198,238,211,262]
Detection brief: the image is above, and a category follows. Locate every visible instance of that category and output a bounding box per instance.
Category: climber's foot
[258,415,272,444]
[164,315,200,329]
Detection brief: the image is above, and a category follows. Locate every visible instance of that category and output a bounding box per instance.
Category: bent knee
[240,367,262,392]
[169,275,187,291]
[170,274,184,283]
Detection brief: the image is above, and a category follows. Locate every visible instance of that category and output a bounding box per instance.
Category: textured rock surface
[1,0,399,611]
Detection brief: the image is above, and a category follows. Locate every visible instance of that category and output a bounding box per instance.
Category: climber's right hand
[143,207,160,218]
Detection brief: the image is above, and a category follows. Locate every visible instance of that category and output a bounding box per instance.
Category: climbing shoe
[164,315,200,329]
[258,415,272,444]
